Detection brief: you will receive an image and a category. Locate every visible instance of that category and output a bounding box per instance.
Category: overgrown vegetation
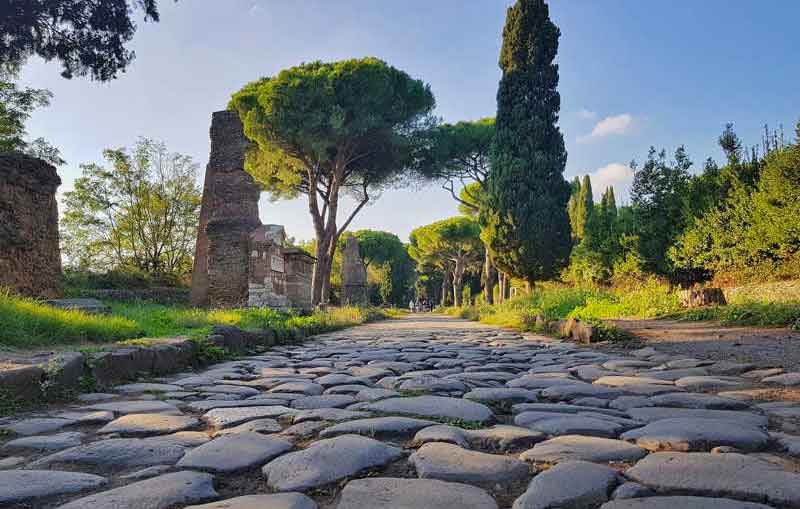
[0,289,389,348]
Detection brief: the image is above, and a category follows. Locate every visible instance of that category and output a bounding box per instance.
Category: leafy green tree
[630,146,692,274]
[0,70,63,165]
[409,217,483,307]
[420,118,494,211]
[343,229,416,306]
[1,0,172,80]
[569,175,593,240]
[481,0,572,286]
[230,57,435,305]
[61,138,200,277]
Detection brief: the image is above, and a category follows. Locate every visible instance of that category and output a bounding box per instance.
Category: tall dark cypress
[480,0,571,284]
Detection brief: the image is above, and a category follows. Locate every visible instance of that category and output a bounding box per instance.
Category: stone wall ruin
[0,153,63,298]
[341,234,368,305]
[190,111,314,311]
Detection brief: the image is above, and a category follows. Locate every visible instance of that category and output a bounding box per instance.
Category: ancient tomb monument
[341,234,368,305]
[190,111,314,311]
[0,153,63,298]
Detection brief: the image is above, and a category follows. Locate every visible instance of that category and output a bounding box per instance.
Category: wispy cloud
[586,162,634,201]
[577,108,597,120]
[578,113,634,143]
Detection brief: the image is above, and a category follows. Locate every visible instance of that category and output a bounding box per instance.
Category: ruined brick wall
[284,249,315,311]
[341,235,368,306]
[190,110,260,308]
[0,153,63,298]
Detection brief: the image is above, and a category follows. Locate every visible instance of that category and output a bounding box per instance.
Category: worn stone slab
[398,376,468,393]
[99,413,199,436]
[512,460,619,509]
[0,470,107,505]
[177,432,293,472]
[269,382,325,395]
[610,482,653,500]
[516,413,624,438]
[291,394,356,409]
[621,418,769,452]
[541,383,624,400]
[2,417,74,436]
[354,388,399,401]
[464,388,539,404]
[115,383,183,393]
[188,399,289,411]
[120,465,172,481]
[626,452,800,507]
[411,424,471,448]
[319,417,436,439]
[145,431,212,447]
[521,435,647,464]
[202,406,295,428]
[56,471,217,509]
[674,376,741,391]
[336,477,499,509]
[2,431,84,452]
[293,408,371,423]
[57,410,115,424]
[213,418,282,436]
[410,442,529,484]
[649,393,750,410]
[262,434,403,491]
[31,438,186,468]
[763,372,800,386]
[625,407,767,427]
[468,425,546,452]
[186,493,318,509]
[600,497,774,508]
[364,396,495,423]
[87,400,180,415]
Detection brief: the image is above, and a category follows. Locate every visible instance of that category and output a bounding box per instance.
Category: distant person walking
[409,299,415,313]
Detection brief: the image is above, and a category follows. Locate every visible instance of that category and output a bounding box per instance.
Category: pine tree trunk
[483,253,497,305]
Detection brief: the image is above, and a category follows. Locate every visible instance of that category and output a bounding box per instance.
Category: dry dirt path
[1,314,799,509]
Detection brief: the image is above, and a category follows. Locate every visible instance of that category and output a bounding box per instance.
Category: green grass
[671,301,800,329]
[0,289,391,349]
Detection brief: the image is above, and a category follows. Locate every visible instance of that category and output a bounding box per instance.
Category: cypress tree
[481,0,571,284]
[567,176,582,240]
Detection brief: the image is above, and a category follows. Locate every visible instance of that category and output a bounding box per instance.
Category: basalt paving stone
[463,388,540,404]
[397,376,469,393]
[187,399,290,412]
[186,493,318,509]
[325,384,377,395]
[195,385,262,396]
[176,432,293,473]
[512,460,620,509]
[610,396,653,411]
[318,416,437,439]
[201,406,296,429]
[0,470,108,505]
[98,413,199,436]
[56,410,116,424]
[512,403,628,418]
[610,482,654,500]
[410,442,530,484]
[144,431,212,447]
[115,383,184,393]
[540,383,624,400]
[626,452,800,507]
[29,438,187,469]
[55,470,217,509]
[600,497,774,508]
[120,465,172,480]
[363,395,495,423]
[641,368,710,381]
[292,408,371,423]
[268,382,325,396]
[279,421,328,439]
[262,434,403,492]
[335,477,499,509]
[517,415,625,438]
[290,394,357,409]
[354,388,399,401]
[520,435,648,464]
[467,425,546,452]
[648,393,751,410]
[625,407,768,427]
[763,372,800,386]
[2,431,84,452]
[594,376,674,387]
[411,424,471,448]
[86,400,181,415]
[1,417,75,436]
[674,376,742,392]
[213,418,282,436]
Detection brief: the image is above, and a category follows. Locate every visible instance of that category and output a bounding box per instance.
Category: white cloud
[577,108,596,120]
[578,113,634,143]
[586,163,634,201]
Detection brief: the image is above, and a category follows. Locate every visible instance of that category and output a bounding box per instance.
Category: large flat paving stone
[2,431,84,452]
[468,425,546,452]
[520,435,647,464]
[319,416,436,439]
[621,418,769,452]
[600,497,774,508]
[186,493,317,509]
[626,452,800,507]
[1,417,75,435]
[177,432,293,472]
[649,393,750,410]
[0,470,107,505]
[56,471,217,509]
[625,407,767,427]
[291,395,356,409]
[202,406,295,428]
[86,400,180,415]
[115,383,183,393]
[364,396,495,423]
[336,477,499,509]
[30,438,186,469]
[463,388,539,404]
[262,434,403,491]
[515,413,624,438]
[99,413,199,436]
[410,442,529,484]
[213,418,282,436]
[512,460,619,509]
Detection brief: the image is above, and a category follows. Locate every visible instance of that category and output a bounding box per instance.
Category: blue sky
[19,0,800,243]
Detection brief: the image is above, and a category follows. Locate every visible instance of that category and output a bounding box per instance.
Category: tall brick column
[190,111,260,308]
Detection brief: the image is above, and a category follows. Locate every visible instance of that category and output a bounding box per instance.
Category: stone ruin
[190,110,315,311]
[341,234,368,305]
[0,153,63,298]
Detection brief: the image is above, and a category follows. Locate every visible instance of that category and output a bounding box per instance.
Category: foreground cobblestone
[1,315,798,508]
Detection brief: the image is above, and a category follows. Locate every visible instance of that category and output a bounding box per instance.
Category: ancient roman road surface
[2,315,800,509]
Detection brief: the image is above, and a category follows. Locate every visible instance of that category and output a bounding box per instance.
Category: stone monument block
[341,235,368,306]
[0,153,63,298]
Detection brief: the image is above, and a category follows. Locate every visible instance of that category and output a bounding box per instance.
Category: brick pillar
[190,110,260,308]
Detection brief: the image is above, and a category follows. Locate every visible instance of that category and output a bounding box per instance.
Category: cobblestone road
[1,315,799,508]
